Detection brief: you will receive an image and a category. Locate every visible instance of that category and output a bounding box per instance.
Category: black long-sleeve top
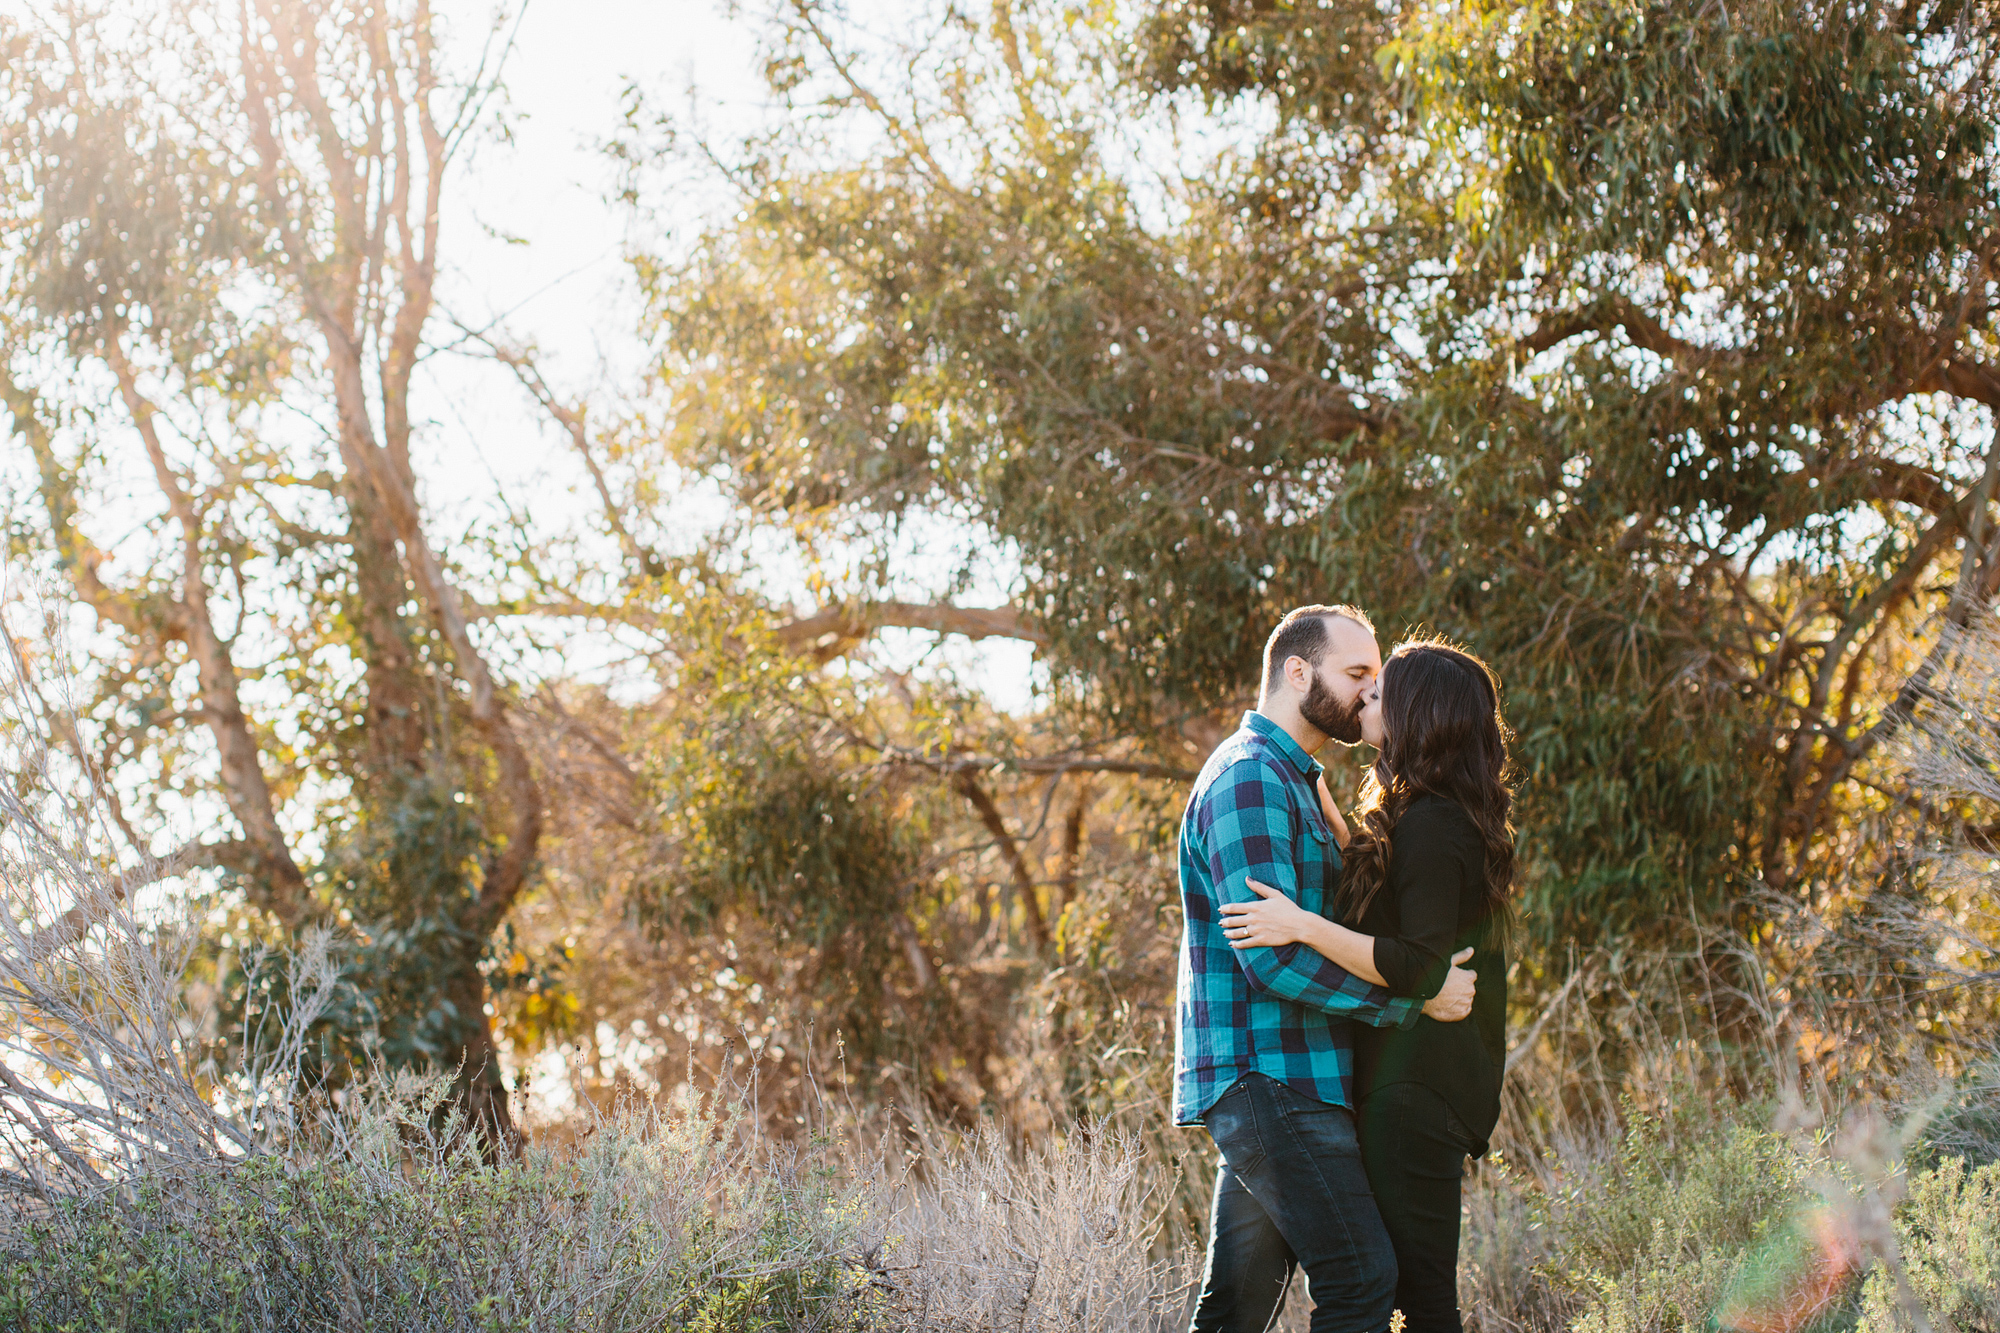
[1348,793,1507,1150]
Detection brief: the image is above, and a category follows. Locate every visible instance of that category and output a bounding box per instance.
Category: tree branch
[892,913,937,991]
[1824,453,1969,526]
[247,14,545,937]
[951,769,1051,954]
[461,598,661,625]
[0,369,182,641]
[775,600,1049,662]
[344,430,543,931]
[16,838,251,960]
[1917,355,2000,413]
[890,751,1196,782]
[1856,451,2000,757]
[479,339,659,575]
[102,335,307,925]
[1809,512,1959,715]
[1052,779,1092,917]
[1520,297,1714,361]
[787,0,959,187]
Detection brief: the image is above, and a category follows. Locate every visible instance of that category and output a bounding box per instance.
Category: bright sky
[425,0,764,527]
[423,0,1043,708]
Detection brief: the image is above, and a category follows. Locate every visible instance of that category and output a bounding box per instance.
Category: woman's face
[1359,676,1386,749]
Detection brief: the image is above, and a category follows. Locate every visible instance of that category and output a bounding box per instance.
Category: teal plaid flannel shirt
[1172,712,1421,1126]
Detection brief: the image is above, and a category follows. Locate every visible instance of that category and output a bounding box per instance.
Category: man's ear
[1283,654,1314,696]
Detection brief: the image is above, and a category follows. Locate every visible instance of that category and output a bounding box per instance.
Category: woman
[1220,638,1515,1333]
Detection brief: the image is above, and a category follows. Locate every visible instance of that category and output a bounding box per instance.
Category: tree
[1359,0,2000,898]
[638,0,2000,962]
[0,0,543,1145]
[10,0,1995,1148]
[493,561,1194,1128]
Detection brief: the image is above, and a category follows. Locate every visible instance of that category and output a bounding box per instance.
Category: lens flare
[1713,1205,1859,1333]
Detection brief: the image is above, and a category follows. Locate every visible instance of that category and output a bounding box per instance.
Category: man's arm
[1200,760,1420,1030]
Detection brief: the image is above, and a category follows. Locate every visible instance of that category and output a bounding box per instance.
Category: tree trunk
[445,962,519,1158]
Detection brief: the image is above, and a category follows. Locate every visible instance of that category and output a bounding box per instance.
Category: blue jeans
[1192,1073,1398,1333]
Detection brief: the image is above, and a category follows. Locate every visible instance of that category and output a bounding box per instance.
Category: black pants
[1192,1073,1398,1333]
[1357,1082,1477,1333]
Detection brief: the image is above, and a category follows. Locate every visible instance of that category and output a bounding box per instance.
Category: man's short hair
[1261,604,1375,693]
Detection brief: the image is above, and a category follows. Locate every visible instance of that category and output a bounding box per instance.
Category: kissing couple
[1174,605,1515,1333]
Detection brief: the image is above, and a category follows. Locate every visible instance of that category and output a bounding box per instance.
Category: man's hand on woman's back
[1421,948,1476,1022]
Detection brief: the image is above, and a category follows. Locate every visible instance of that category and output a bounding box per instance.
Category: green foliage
[639,1,1995,981]
[657,0,1932,949]
[325,777,499,1074]
[204,776,557,1106]
[0,1099,873,1333]
[1389,1,1989,272]
[1557,1100,1809,1281]
[1861,1156,2000,1333]
[649,709,919,953]
[635,607,925,929]
[1548,1104,1824,1333]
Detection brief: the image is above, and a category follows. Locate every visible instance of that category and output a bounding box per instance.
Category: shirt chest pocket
[1280,804,1328,896]
[1290,769,1333,843]
[1300,792,1334,851]
[1297,809,1334,908]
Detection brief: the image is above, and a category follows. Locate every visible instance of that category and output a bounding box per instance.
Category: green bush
[1860,1156,2000,1333]
[0,1109,875,1333]
[1540,1103,1825,1333]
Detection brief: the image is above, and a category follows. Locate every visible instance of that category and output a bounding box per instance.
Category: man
[1175,604,1477,1333]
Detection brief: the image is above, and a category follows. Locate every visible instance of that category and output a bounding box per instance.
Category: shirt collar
[1242,711,1321,780]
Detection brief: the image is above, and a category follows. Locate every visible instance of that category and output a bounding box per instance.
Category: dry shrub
[0,612,345,1204]
[868,1120,1197,1332]
[1,1077,880,1331]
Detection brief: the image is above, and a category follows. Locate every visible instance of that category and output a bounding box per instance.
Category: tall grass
[0,603,1995,1330]
[1,1077,881,1331]
[0,1070,1207,1331]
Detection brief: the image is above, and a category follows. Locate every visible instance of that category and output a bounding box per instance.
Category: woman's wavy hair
[1333,638,1518,932]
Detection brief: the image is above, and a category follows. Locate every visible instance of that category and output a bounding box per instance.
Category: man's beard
[1300,671,1364,745]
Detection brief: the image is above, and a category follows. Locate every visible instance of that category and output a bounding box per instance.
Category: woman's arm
[1224,803,1476,999]
[1222,879,1478,1016]
[1222,880,1385,984]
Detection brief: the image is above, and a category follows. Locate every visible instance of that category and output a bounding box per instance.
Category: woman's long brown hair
[1333,638,1517,931]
